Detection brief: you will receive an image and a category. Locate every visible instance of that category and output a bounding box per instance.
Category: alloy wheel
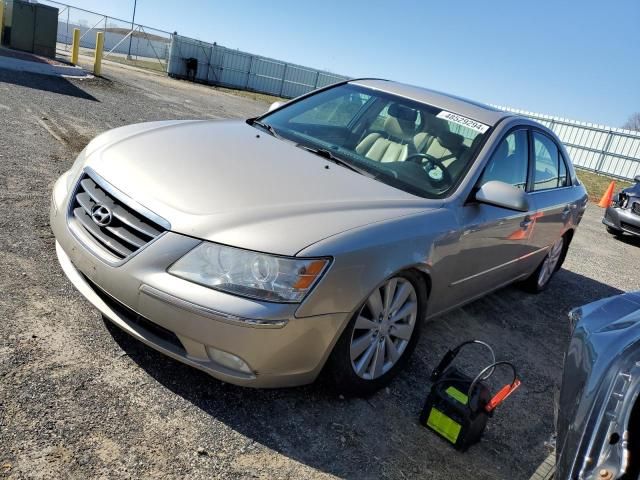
[349,277,418,380]
[537,237,564,288]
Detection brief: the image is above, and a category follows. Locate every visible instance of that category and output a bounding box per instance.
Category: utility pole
[126,0,137,60]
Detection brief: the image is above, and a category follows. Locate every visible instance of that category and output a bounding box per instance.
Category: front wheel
[521,236,565,293]
[326,271,426,396]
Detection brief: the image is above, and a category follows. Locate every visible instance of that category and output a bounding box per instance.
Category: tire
[326,270,427,396]
[521,236,565,293]
[607,226,623,236]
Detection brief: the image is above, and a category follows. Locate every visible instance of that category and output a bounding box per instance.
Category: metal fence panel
[281,65,318,98]
[495,106,640,181]
[286,65,316,87]
[168,34,349,98]
[282,80,310,99]
[220,49,252,87]
[317,73,346,88]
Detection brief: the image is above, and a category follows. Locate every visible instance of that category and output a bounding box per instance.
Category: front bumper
[51,173,348,388]
[603,206,640,236]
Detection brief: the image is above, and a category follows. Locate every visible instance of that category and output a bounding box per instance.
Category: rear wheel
[326,271,426,396]
[521,236,565,293]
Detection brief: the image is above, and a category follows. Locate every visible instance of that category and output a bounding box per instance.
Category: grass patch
[576,168,632,202]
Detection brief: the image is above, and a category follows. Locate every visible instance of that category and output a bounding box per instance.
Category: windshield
[257,84,491,199]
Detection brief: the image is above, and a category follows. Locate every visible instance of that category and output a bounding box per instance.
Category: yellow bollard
[93,31,104,76]
[71,28,80,65]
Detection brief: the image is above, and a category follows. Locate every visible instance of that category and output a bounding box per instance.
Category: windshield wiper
[299,145,373,177]
[250,119,281,138]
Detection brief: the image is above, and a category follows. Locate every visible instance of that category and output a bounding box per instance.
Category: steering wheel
[404,153,453,187]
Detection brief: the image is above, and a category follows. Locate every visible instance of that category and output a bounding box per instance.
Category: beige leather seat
[355,109,465,173]
[418,128,467,180]
[413,116,448,154]
[425,131,464,164]
[356,114,417,162]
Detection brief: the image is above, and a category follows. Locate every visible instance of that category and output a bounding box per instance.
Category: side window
[290,92,370,127]
[480,130,528,190]
[533,132,561,190]
[558,153,570,187]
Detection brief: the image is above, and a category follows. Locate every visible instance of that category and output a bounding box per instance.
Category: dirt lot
[1,62,639,480]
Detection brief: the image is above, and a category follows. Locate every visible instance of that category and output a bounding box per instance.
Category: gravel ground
[1,62,639,480]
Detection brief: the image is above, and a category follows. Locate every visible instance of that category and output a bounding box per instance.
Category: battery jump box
[419,341,521,451]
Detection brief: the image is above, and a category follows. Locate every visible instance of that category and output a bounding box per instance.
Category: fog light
[206,346,252,374]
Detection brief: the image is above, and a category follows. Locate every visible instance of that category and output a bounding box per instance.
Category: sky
[64,0,639,127]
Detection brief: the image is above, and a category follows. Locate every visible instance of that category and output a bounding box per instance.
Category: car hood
[83,120,437,255]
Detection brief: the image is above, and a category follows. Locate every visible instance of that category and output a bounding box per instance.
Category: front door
[447,129,536,307]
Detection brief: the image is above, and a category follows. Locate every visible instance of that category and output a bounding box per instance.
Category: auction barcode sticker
[436,111,490,134]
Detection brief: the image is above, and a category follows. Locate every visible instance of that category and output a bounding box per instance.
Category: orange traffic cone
[598,181,616,208]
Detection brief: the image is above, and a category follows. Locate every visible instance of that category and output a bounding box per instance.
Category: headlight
[168,242,330,303]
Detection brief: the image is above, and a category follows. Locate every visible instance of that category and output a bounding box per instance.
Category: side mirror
[268,101,285,112]
[475,180,530,212]
[634,175,640,183]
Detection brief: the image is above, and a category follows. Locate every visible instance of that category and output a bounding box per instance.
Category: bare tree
[622,112,640,131]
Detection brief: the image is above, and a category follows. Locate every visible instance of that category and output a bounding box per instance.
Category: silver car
[603,175,640,238]
[50,79,587,394]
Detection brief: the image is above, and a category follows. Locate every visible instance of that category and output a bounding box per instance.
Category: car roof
[349,79,512,127]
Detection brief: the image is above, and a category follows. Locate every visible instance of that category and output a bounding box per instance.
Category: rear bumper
[603,206,640,236]
[50,172,349,388]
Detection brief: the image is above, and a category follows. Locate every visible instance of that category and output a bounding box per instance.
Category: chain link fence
[39,0,171,72]
[496,106,640,181]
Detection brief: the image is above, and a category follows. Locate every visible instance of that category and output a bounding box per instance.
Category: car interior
[355,104,467,169]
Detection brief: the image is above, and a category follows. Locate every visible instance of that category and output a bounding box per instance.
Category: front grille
[632,202,640,216]
[84,275,185,353]
[622,222,640,235]
[69,173,166,261]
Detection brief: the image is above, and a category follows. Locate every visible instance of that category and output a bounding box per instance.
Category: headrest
[388,103,418,122]
[438,132,464,151]
[384,116,416,140]
[423,115,448,135]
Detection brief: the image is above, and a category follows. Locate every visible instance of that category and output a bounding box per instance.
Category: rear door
[526,131,575,261]
[447,129,536,305]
